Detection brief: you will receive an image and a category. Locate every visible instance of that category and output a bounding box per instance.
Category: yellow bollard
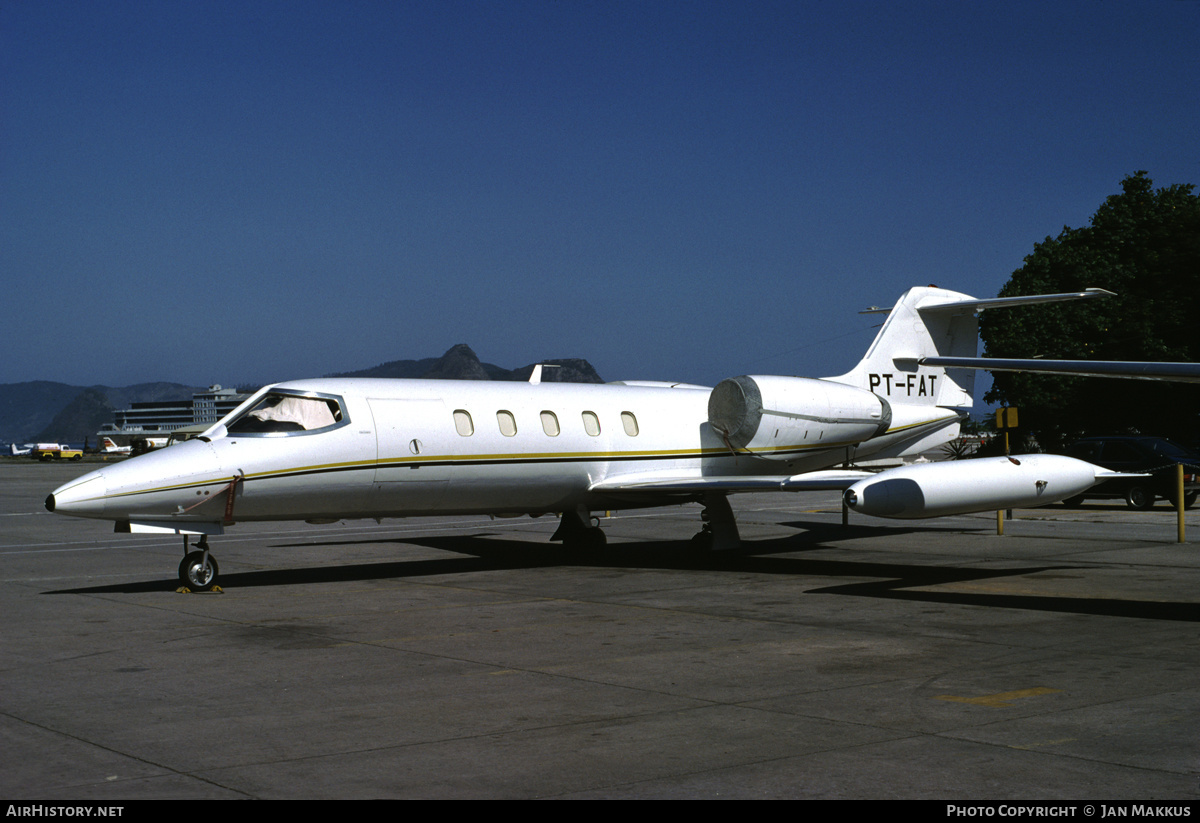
[1177,463,1186,544]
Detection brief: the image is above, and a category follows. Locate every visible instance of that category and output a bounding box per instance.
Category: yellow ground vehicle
[32,444,83,461]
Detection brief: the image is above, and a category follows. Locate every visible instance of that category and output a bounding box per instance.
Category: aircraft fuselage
[48,376,955,528]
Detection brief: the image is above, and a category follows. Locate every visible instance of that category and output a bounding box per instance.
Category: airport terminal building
[99,385,250,443]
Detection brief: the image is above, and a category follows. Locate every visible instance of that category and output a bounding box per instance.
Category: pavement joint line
[0,709,254,798]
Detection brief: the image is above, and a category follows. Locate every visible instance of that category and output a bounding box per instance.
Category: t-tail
[825,285,1115,408]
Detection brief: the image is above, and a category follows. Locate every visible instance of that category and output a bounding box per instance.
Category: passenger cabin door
[367,398,450,514]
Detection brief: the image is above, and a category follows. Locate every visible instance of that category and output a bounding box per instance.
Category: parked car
[1060,436,1200,509]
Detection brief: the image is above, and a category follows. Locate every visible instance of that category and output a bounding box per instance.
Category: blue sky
[3,1,1197,395]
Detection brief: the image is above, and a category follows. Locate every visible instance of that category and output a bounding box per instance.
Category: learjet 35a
[47,285,1184,590]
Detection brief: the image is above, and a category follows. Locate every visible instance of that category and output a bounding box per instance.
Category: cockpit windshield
[226,392,346,435]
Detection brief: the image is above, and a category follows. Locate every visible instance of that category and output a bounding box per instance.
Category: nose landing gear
[179,534,220,592]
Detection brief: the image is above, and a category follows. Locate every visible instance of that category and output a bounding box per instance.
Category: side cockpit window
[227,392,346,436]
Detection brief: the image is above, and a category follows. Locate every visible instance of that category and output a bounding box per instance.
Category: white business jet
[47,285,1167,591]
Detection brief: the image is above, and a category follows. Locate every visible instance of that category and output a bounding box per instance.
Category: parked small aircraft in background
[47,285,1154,590]
[100,437,132,455]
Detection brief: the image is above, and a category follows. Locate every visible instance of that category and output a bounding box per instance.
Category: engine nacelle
[843,454,1107,519]
[708,375,891,460]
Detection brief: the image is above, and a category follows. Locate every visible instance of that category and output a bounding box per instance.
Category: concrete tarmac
[2,460,1198,799]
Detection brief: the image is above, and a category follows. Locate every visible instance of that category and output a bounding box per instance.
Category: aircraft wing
[921,357,1200,384]
[589,470,874,494]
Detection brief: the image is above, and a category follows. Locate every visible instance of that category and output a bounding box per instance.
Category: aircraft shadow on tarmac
[45,529,1200,623]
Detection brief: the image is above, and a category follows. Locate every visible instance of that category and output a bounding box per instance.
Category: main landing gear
[179,534,220,591]
[551,506,608,549]
[553,493,742,551]
[690,493,741,551]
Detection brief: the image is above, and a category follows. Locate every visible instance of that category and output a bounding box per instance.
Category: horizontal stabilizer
[920,357,1200,384]
[914,288,1114,315]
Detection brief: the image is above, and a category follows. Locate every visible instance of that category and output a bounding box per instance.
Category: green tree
[980,172,1200,452]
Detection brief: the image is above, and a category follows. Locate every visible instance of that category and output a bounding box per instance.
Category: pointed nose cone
[47,439,227,523]
[47,471,109,518]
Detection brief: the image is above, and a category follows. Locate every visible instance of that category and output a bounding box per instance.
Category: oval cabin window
[621,412,639,436]
[497,410,517,437]
[582,411,600,436]
[453,410,474,436]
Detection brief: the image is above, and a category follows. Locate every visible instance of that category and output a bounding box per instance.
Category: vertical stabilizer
[825,287,980,408]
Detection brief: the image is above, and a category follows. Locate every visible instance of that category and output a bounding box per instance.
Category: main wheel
[1061,494,1086,508]
[179,551,219,591]
[1125,486,1154,510]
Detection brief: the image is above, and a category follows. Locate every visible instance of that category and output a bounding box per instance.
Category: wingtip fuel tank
[842,454,1111,519]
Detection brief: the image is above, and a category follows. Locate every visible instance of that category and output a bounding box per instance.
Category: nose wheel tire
[179,551,219,591]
